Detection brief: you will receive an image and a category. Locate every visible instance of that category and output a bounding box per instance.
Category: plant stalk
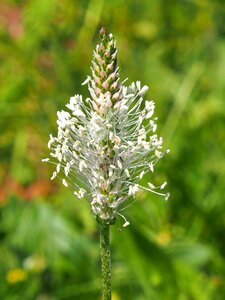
[99,223,111,300]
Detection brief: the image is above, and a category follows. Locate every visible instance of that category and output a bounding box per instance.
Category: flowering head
[85,27,122,115]
[43,28,169,226]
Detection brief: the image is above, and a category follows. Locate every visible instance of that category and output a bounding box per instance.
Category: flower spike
[43,28,169,225]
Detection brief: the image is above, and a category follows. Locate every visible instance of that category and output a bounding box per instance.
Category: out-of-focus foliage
[0,0,225,299]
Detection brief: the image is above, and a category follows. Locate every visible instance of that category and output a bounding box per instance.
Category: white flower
[43,28,169,224]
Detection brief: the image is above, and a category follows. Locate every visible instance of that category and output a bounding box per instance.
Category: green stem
[99,223,111,300]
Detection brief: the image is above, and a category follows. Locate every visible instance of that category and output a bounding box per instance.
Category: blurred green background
[0,0,225,299]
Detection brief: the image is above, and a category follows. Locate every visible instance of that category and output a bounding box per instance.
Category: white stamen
[62,179,68,187]
[56,164,61,173]
[139,171,145,179]
[51,172,57,180]
[42,158,49,162]
[79,160,87,172]
[149,163,154,172]
[125,169,130,177]
[160,181,167,189]
[117,160,122,169]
